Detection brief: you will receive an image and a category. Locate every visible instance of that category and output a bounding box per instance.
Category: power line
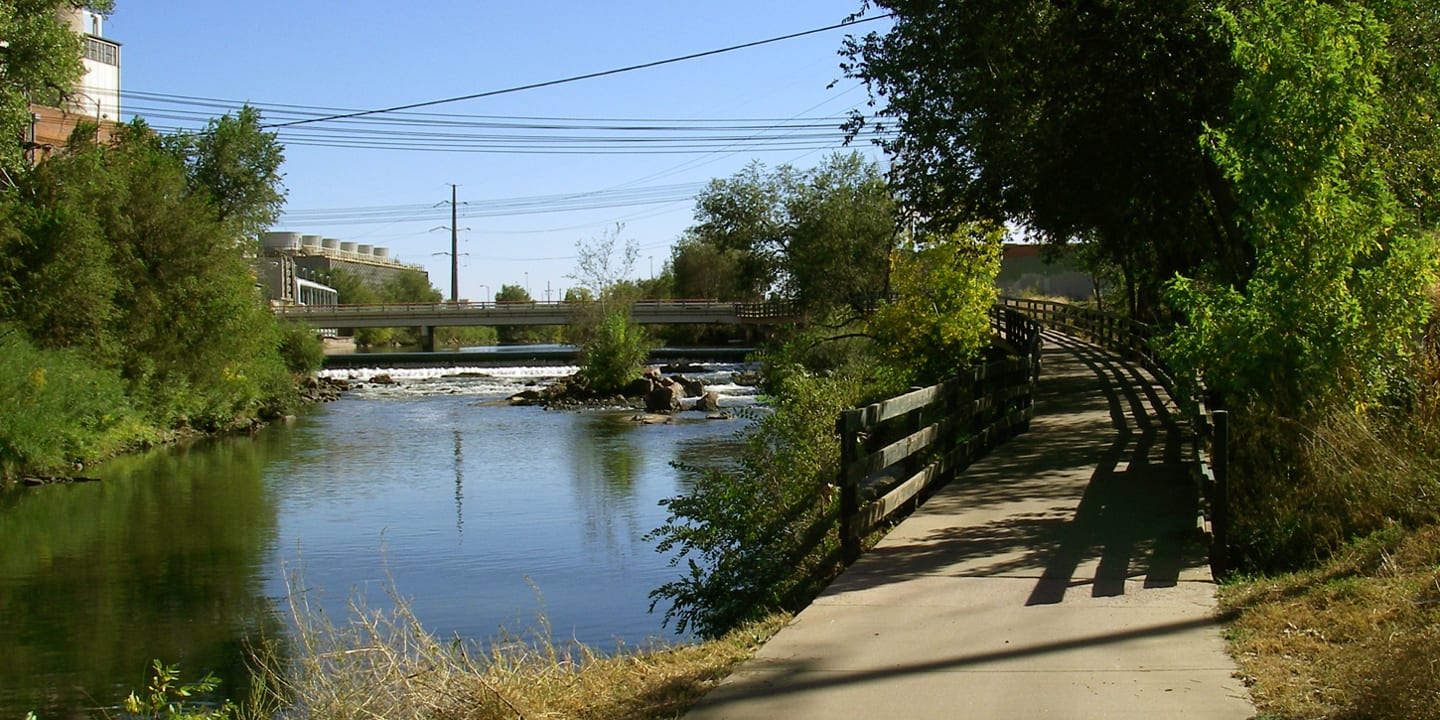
[260,14,892,129]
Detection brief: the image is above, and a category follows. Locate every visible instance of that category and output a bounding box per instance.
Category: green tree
[669,233,747,300]
[0,1,113,171]
[688,152,898,314]
[0,145,121,360]
[566,227,651,393]
[871,224,1004,384]
[843,1,1240,318]
[1,119,294,431]
[495,283,555,344]
[163,105,286,242]
[1165,0,1438,420]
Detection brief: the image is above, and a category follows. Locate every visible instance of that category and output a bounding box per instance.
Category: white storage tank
[321,238,341,250]
[262,231,302,251]
[373,247,391,260]
[301,234,322,249]
[340,241,359,253]
[357,244,373,256]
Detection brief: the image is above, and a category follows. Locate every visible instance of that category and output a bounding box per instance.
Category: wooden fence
[996,297,1232,579]
[836,306,1043,563]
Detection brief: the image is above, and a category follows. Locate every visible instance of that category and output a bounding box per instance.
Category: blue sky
[107,2,892,302]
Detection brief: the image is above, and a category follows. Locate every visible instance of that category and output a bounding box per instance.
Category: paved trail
[686,331,1254,719]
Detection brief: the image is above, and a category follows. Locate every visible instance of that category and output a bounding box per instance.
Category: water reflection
[0,437,284,717]
[453,428,465,537]
[0,390,750,718]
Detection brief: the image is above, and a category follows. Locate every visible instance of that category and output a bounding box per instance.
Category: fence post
[838,410,861,565]
[1210,409,1231,581]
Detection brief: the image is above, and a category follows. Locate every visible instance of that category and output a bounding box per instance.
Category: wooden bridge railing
[997,297,1232,579]
[837,306,1044,564]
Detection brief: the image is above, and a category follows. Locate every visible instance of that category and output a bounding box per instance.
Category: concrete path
[686,332,1255,719]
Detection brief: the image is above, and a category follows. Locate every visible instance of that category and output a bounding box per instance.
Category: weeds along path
[684,330,1255,719]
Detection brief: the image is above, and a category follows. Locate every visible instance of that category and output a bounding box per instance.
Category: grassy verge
[1220,523,1440,719]
[240,588,789,720]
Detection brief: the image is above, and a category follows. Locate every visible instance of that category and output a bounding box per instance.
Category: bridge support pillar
[419,326,437,352]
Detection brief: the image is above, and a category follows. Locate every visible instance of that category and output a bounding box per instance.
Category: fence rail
[836,306,1043,563]
[997,297,1231,579]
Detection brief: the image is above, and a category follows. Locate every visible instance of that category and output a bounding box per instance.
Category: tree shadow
[833,331,1208,599]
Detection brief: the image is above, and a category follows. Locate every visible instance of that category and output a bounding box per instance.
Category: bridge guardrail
[273,299,803,324]
[837,306,1043,564]
[997,297,1231,580]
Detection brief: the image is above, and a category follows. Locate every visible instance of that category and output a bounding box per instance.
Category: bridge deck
[685,331,1253,719]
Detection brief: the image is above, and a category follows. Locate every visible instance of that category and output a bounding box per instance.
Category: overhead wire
[257,14,892,129]
[124,12,898,249]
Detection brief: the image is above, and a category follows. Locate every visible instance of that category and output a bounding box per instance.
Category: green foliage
[0,110,297,457]
[277,323,325,375]
[492,283,557,344]
[649,340,903,637]
[0,327,129,477]
[844,1,1240,317]
[434,325,499,348]
[669,232,748,300]
[1160,1,1440,570]
[566,227,650,388]
[0,1,111,170]
[688,152,897,314]
[579,308,650,394]
[318,267,446,347]
[1166,1,1438,419]
[870,224,1003,384]
[123,660,236,720]
[162,106,286,242]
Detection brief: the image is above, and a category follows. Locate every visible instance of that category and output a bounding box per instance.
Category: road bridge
[274,299,800,351]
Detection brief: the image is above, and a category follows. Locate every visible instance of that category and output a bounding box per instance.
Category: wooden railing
[996,297,1232,579]
[837,306,1043,563]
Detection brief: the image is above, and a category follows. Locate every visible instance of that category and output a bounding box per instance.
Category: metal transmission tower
[431,184,469,302]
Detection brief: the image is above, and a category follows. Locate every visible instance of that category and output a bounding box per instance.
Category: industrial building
[26,8,121,163]
[257,231,428,305]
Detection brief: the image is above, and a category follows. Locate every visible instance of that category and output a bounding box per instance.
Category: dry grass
[1220,523,1440,720]
[243,582,788,720]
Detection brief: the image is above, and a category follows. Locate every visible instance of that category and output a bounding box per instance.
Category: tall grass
[1221,524,1440,719]
[244,578,785,720]
[0,327,134,477]
[1222,287,1440,571]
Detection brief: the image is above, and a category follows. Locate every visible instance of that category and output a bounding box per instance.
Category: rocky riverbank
[507,366,755,418]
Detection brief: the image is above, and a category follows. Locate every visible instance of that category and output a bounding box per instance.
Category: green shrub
[277,323,325,375]
[579,307,649,394]
[648,346,901,637]
[0,327,130,476]
[123,659,236,720]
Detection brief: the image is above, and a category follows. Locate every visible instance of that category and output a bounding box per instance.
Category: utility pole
[449,184,459,303]
[431,184,468,303]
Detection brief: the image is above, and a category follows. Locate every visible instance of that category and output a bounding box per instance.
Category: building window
[85,38,118,66]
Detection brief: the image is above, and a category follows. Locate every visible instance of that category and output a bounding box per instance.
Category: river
[0,359,756,717]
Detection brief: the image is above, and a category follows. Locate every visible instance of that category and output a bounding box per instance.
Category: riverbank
[232,591,791,720]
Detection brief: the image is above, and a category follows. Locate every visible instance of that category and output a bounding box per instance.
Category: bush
[1226,410,1440,571]
[277,323,325,375]
[0,328,130,476]
[579,307,649,394]
[648,344,902,637]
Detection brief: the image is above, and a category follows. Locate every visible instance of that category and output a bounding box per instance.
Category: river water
[0,360,756,717]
